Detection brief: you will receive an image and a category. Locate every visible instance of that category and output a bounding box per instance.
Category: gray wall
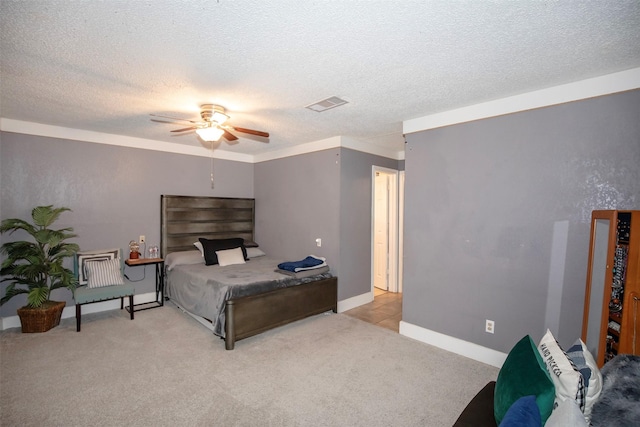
[403,89,640,352]
[254,147,399,301]
[339,148,399,299]
[0,132,253,316]
[254,148,342,294]
[1,132,401,317]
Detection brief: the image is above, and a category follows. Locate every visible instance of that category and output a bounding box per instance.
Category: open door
[371,166,399,293]
[374,171,390,290]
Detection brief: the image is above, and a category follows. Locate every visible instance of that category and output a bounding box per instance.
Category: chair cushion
[75,283,135,304]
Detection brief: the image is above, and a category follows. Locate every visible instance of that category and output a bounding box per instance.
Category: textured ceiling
[1,1,640,158]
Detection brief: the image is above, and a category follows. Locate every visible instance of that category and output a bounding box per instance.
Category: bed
[161,195,338,350]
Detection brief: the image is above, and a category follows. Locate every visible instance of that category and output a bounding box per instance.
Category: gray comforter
[165,256,332,337]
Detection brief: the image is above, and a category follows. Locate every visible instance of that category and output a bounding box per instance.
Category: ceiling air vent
[305,96,348,112]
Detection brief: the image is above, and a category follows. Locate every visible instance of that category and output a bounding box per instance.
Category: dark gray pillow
[198,238,247,265]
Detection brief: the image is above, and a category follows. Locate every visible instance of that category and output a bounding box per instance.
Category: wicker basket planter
[16,300,66,333]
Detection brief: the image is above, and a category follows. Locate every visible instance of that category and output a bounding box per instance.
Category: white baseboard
[2,291,371,330]
[338,295,507,368]
[399,320,507,368]
[0,291,158,331]
[337,291,373,313]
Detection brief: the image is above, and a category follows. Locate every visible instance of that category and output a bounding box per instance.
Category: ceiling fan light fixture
[200,104,229,125]
[196,126,225,142]
[152,104,268,143]
[211,111,229,125]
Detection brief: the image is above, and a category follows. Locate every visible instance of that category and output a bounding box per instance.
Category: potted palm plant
[0,205,79,332]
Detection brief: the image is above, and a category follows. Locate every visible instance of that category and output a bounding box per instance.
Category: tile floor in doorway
[343,288,402,332]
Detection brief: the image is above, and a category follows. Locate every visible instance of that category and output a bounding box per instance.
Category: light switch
[315,238,322,247]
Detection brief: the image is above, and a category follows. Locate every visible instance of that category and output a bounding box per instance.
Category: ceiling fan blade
[222,130,238,141]
[170,127,197,133]
[230,127,269,138]
[150,113,198,124]
[151,119,193,126]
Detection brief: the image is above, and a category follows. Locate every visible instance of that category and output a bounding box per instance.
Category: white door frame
[371,166,399,294]
[398,170,405,293]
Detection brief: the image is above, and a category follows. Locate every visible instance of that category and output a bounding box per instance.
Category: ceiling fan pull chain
[210,143,215,189]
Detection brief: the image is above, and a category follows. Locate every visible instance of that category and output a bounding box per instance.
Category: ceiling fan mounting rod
[200,104,228,124]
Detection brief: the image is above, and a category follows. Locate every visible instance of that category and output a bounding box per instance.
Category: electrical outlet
[485,319,495,334]
[139,235,145,244]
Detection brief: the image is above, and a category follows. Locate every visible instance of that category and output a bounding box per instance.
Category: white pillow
[193,241,204,257]
[86,258,125,288]
[545,398,588,427]
[246,247,266,258]
[216,247,246,267]
[538,329,585,412]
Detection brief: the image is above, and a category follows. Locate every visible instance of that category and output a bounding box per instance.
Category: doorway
[371,166,401,294]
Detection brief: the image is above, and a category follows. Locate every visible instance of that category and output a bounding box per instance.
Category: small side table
[124,257,165,312]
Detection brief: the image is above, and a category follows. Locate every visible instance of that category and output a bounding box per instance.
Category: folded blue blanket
[277,256,324,272]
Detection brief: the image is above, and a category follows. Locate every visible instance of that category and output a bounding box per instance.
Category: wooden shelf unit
[582,210,640,367]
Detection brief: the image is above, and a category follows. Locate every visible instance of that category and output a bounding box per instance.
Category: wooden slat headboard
[161,195,256,257]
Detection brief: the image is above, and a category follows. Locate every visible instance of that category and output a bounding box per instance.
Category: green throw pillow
[494,335,555,425]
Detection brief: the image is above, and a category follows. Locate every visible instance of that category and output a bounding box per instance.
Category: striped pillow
[86,259,125,288]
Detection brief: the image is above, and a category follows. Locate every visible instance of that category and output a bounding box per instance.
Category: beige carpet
[1,303,498,426]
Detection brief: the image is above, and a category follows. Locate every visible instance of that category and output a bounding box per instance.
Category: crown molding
[341,136,405,161]
[0,119,254,163]
[0,119,404,162]
[403,67,640,134]
[253,136,404,163]
[252,136,342,163]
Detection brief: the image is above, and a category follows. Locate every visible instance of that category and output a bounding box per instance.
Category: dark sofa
[453,354,640,427]
[453,381,497,427]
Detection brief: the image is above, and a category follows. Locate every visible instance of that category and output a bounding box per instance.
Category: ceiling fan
[151,104,269,142]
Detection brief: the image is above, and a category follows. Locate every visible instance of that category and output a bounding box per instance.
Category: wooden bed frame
[161,195,338,350]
